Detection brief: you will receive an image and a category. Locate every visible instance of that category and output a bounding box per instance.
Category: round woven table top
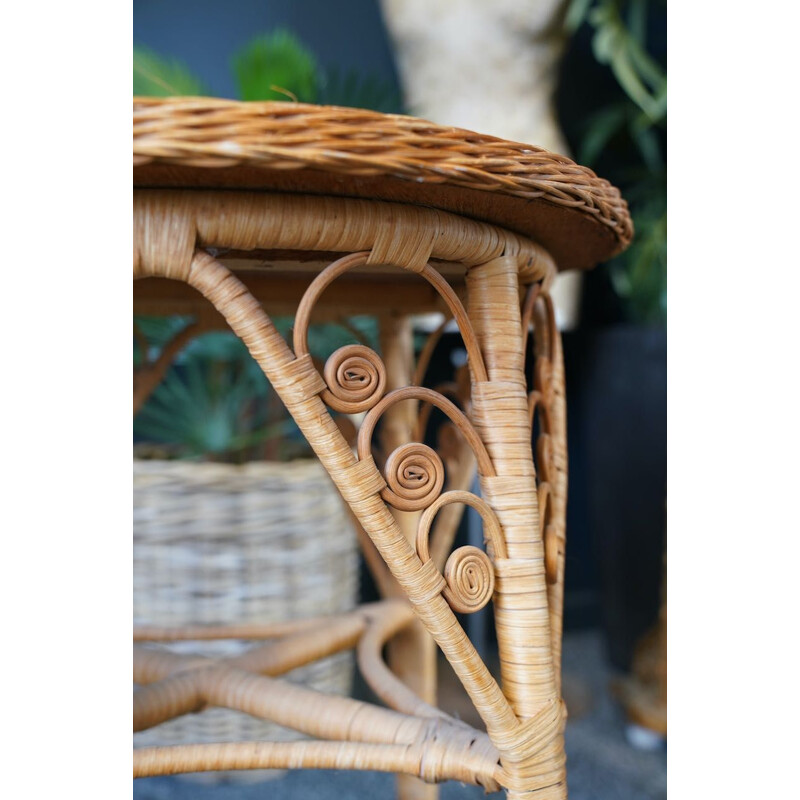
[133,98,632,272]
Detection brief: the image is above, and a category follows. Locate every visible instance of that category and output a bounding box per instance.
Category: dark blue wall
[134,0,401,99]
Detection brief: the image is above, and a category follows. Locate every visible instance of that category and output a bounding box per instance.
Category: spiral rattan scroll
[416,491,507,615]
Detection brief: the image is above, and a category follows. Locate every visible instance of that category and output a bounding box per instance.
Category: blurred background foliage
[134,28,403,111]
[561,0,666,325]
[133,315,378,461]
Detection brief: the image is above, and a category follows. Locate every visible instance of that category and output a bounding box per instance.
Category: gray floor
[134,630,666,799]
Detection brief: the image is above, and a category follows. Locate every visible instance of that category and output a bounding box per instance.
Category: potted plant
[557,0,666,670]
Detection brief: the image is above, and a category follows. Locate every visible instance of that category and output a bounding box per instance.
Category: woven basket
[133,458,359,782]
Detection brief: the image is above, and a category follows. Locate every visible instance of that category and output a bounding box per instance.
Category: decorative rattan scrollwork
[321,344,388,414]
[293,252,389,413]
[293,251,489,392]
[353,385,500,616]
[354,386,497,614]
[134,242,563,632]
[357,388,494,481]
[382,442,445,512]
[416,491,506,614]
[285,245,567,629]
[292,250,502,617]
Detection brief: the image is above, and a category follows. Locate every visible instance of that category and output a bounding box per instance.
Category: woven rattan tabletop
[134,97,632,271]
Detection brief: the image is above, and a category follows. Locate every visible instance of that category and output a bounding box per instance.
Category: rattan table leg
[466,256,567,800]
[379,313,439,800]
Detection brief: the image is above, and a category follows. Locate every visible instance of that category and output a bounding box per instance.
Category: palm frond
[133,46,206,97]
[317,67,404,113]
[232,29,317,102]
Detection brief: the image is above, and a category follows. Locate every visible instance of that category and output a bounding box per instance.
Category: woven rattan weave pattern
[133,98,632,271]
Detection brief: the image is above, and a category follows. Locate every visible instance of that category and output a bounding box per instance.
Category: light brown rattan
[133,97,632,272]
[133,98,632,800]
[133,227,563,798]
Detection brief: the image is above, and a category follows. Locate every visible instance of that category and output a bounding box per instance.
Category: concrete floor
[134,629,666,799]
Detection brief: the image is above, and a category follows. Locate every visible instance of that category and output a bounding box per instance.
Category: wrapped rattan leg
[466,257,567,800]
[379,313,439,800]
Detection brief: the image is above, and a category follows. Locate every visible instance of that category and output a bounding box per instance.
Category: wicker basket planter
[133,458,359,781]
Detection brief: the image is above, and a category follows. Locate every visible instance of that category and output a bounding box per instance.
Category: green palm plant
[133,46,207,96]
[232,30,318,102]
[134,314,379,461]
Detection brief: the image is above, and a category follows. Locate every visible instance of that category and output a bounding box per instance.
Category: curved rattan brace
[413,382,462,444]
[293,251,488,390]
[134,739,502,789]
[416,491,508,615]
[358,386,495,477]
[356,601,454,722]
[133,190,558,284]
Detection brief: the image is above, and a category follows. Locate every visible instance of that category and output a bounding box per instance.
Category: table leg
[379,314,439,800]
[466,256,567,799]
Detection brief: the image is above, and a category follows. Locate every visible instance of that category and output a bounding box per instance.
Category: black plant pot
[571,325,667,671]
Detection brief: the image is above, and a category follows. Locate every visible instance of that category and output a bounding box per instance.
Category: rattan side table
[132,98,632,800]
